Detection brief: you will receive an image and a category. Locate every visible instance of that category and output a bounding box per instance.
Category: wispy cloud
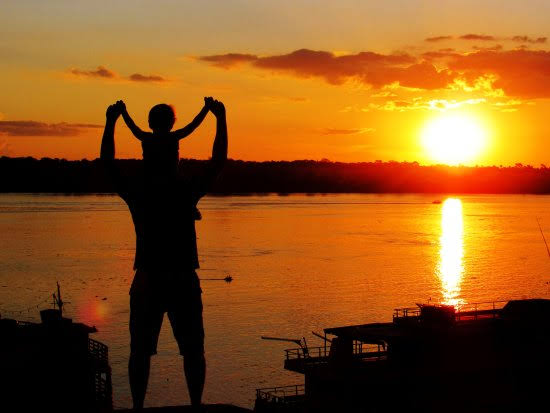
[364,98,487,112]
[459,34,496,41]
[0,121,102,137]
[70,66,117,79]
[68,66,168,83]
[425,34,546,44]
[511,35,547,44]
[322,128,374,135]
[128,73,166,82]
[198,53,257,69]
[427,98,486,111]
[472,44,503,52]
[425,36,453,42]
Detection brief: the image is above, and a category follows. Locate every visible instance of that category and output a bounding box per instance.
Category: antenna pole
[56,281,63,316]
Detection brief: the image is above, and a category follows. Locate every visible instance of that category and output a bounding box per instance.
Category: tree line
[2,156,550,194]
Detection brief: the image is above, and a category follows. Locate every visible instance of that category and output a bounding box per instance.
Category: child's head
[148,103,176,133]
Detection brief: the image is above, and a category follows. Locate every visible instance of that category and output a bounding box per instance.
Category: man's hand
[106,103,121,122]
[210,99,226,118]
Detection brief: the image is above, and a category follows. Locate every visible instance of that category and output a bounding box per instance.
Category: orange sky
[2,1,550,166]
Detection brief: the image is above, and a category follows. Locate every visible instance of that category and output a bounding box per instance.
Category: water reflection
[437,198,465,306]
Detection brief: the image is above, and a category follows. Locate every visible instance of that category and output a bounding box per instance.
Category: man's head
[148,104,176,133]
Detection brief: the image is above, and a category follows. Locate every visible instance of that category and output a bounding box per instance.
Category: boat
[255,299,550,412]
[0,284,112,412]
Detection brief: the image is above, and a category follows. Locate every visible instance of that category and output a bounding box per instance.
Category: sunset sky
[2,0,550,165]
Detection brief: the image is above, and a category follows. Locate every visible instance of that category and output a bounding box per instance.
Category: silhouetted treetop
[2,156,550,194]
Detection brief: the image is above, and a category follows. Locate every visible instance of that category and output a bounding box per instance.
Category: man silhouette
[100,98,228,411]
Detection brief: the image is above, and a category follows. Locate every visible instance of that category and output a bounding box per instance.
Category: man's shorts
[129,268,204,357]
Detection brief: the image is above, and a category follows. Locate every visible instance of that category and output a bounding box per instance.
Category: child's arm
[116,100,152,142]
[171,97,213,141]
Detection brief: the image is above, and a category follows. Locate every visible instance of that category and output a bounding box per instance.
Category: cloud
[472,44,503,52]
[425,36,453,42]
[365,98,486,112]
[459,34,496,41]
[69,66,168,83]
[448,49,550,98]
[322,128,374,135]
[511,36,546,44]
[427,98,486,111]
[70,66,117,79]
[0,121,102,137]
[424,34,546,44]
[128,73,166,82]
[259,95,309,104]
[199,42,550,99]
[197,53,258,68]
[199,48,453,90]
[422,50,462,60]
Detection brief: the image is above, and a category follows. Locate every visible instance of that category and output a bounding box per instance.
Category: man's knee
[129,352,152,364]
[181,345,205,364]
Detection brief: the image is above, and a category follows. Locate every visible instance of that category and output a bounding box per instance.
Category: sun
[421,114,488,165]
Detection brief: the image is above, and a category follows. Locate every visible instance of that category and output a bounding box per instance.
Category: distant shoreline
[2,156,550,194]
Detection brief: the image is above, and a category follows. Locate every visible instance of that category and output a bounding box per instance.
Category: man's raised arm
[209,100,228,177]
[100,103,133,199]
[100,104,120,162]
[192,100,227,200]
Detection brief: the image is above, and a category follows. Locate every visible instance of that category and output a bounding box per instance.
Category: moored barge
[256,299,550,412]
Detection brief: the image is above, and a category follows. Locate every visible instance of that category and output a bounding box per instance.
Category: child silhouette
[115,97,214,175]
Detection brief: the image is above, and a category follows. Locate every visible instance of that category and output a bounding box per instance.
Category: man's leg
[129,353,151,410]
[168,272,205,407]
[183,351,206,407]
[129,270,163,411]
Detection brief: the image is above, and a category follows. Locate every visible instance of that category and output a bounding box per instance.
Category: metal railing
[393,300,509,322]
[285,342,385,361]
[256,384,305,404]
[15,320,35,326]
[89,338,109,364]
[393,307,421,319]
[454,300,507,321]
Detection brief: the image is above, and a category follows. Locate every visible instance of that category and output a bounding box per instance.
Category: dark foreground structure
[256,299,550,413]
[0,307,112,412]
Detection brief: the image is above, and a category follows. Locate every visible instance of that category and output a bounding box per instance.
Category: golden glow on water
[438,198,465,306]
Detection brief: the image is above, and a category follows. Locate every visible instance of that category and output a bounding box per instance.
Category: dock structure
[0,307,112,412]
[256,299,550,412]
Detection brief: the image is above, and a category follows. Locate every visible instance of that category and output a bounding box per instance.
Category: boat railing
[256,384,305,404]
[88,337,109,364]
[15,320,35,327]
[393,300,509,322]
[454,300,507,320]
[393,307,421,320]
[285,342,385,361]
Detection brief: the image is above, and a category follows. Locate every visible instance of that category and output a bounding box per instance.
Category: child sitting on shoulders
[115,97,213,176]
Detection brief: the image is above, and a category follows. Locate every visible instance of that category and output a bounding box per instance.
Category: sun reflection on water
[437,198,465,307]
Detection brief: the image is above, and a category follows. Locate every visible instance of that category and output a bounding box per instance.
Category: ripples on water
[1,193,550,408]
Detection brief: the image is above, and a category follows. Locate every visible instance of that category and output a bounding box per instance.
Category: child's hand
[204,96,214,110]
[115,100,126,113]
